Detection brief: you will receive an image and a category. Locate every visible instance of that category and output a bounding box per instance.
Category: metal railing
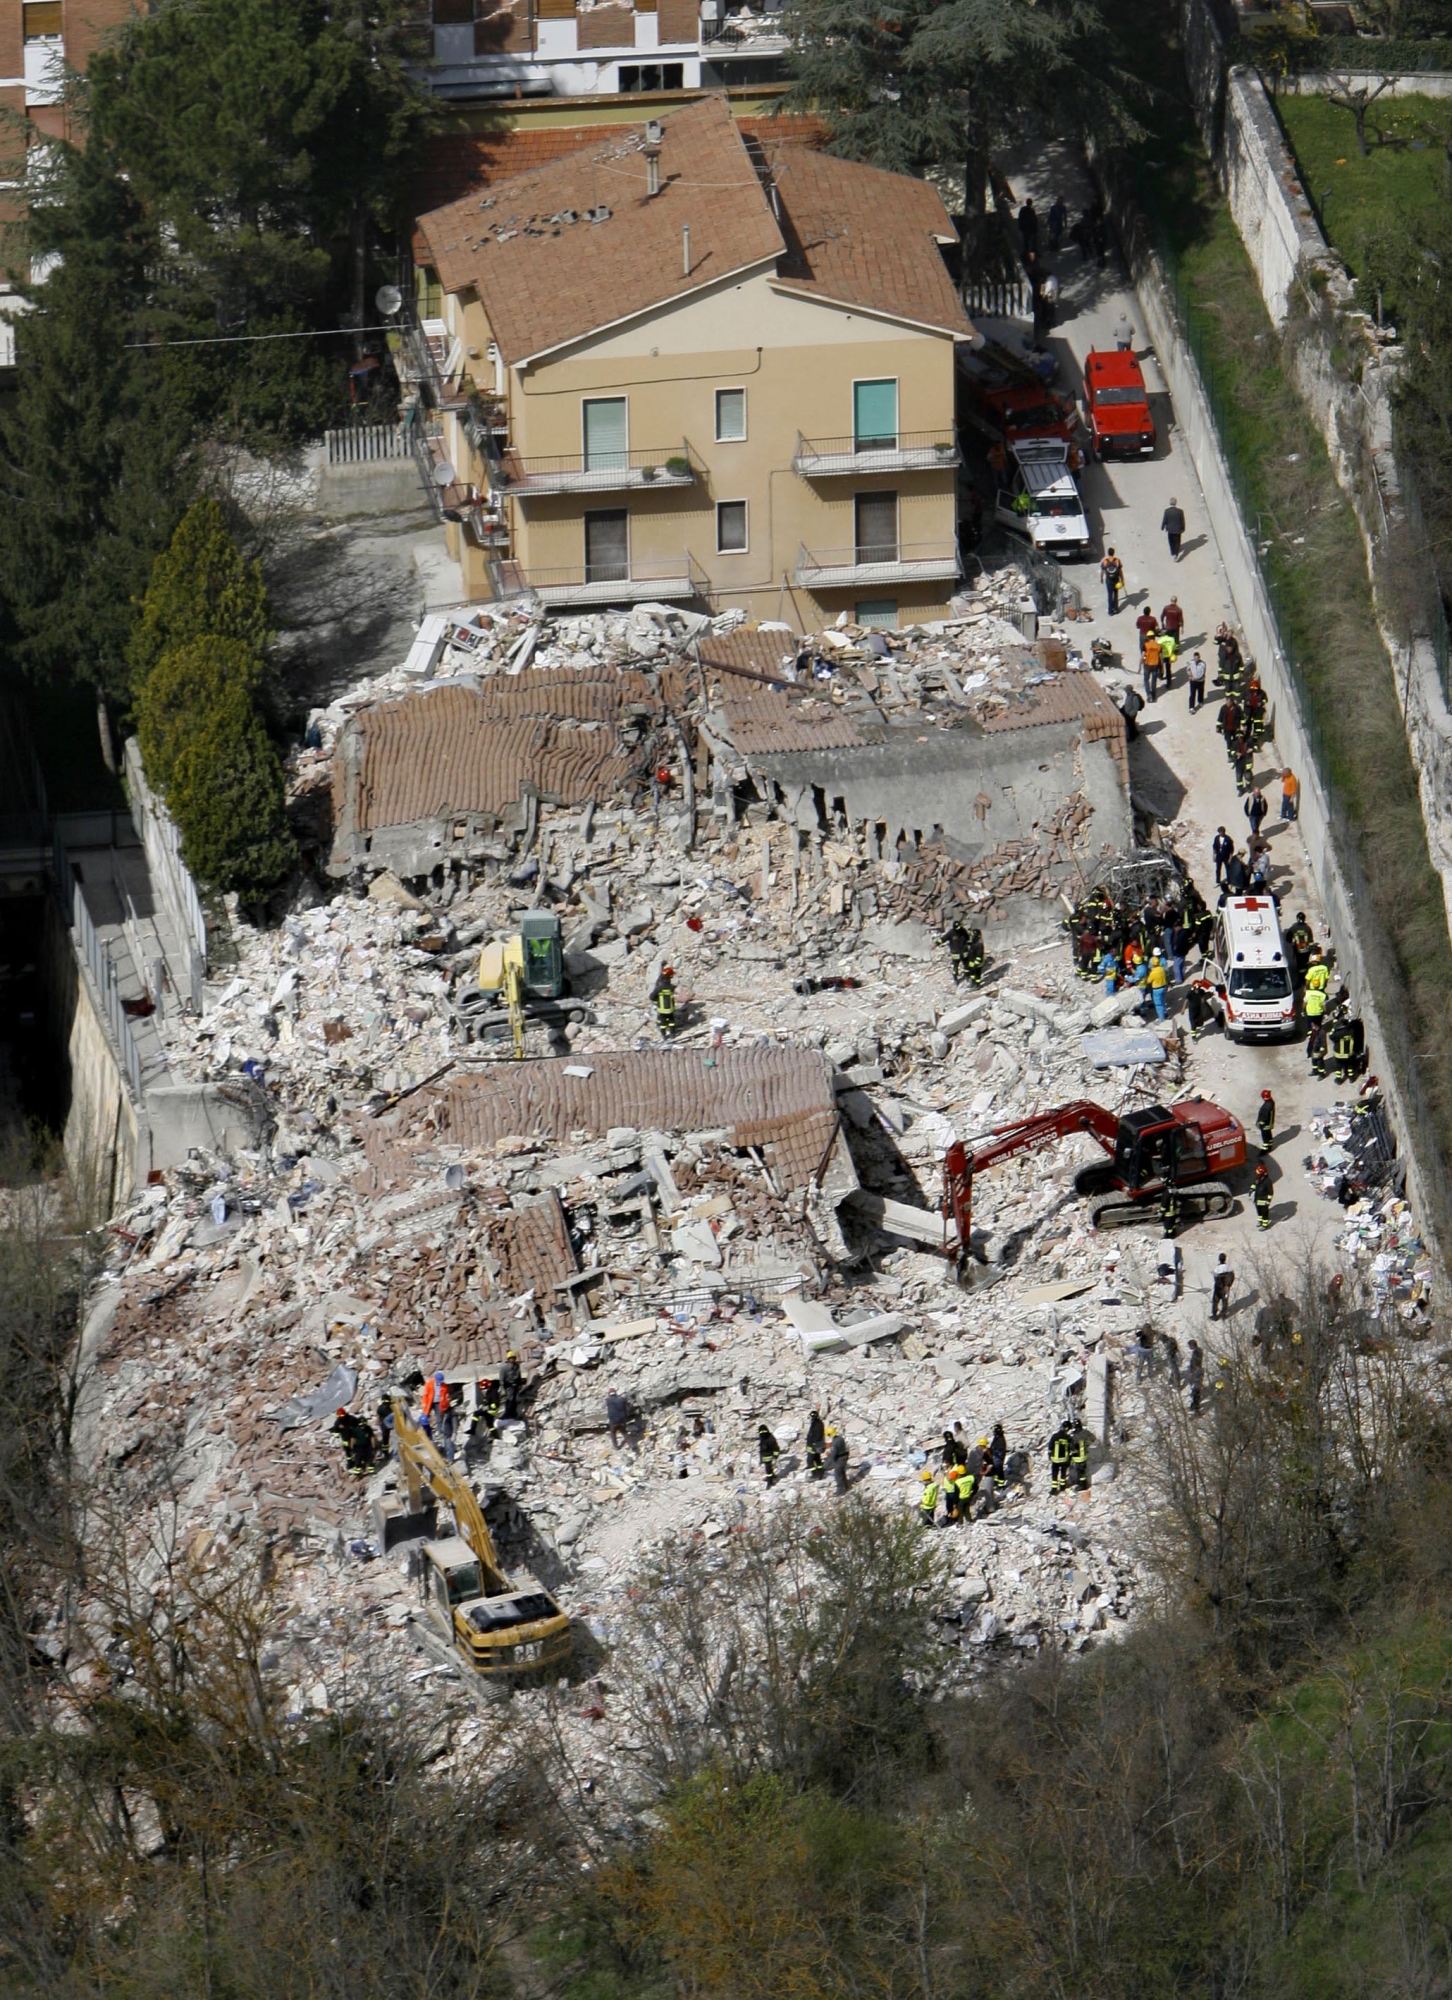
[794,539,962,589]
[491,550,711,606]
[122,738,208,1011]
[700,13,789,47]
[488,439,702,497]
[963,274,1032,319]
[325,423,409,465]
[792,428,960,477]
[53,843,144,1105]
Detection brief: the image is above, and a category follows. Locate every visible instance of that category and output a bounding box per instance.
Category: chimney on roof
[683,222,691,277]
[644,118,662,199]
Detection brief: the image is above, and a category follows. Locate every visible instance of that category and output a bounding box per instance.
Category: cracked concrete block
[937,996,992,1037]
[1089,986,1145,1028]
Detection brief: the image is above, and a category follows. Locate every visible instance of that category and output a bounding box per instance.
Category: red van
[1083,349,1155,458]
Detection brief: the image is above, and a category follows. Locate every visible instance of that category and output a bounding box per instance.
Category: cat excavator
[940,1096,1247,1265]
[386,1396,573,1679]
[454,910,591,1055]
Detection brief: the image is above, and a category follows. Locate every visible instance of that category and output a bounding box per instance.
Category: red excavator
[941,1097,1247,1259]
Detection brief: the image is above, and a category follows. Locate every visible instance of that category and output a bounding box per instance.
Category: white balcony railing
[794,540,962,591]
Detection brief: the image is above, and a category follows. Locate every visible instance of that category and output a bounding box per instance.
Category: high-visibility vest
[1306,962,1330,992]
[1303,988,1327,1019]
[955,1471,978,1506]
[919,1481,939,1513]
[1071,1431,1089,1464]
[1050,1433,1070,1465]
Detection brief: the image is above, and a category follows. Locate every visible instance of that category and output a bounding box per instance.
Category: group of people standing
[1066,874,1212,1019]
[919,1423,1010,1525]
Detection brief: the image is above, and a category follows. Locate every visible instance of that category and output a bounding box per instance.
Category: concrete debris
[78,534,1393,1796]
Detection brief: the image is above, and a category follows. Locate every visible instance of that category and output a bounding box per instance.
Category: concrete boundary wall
[1178,0,1452,953]
[1114,224,1441,1253]
[1279,71,1452,99]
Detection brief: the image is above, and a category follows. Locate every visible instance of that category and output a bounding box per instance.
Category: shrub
[167,682,297,899]
[128,497,270,693]
[133,633,262,801]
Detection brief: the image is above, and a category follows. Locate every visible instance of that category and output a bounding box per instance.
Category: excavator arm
[942,1099,1121,1255]
[391,1396,509,1595]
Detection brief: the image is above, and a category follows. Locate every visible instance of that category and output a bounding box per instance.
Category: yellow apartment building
[412,94,973,629]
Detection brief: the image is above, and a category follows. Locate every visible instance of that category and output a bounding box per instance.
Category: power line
[125,322,398,351]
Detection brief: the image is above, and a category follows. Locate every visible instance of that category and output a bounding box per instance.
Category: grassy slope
[1118,3,1452,1195]
[1276,90,1448,276]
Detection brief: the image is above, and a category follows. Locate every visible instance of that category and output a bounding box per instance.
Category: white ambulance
[1201,896,1297,1042]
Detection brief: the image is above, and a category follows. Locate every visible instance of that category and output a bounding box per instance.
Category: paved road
[984,140,1352,1331]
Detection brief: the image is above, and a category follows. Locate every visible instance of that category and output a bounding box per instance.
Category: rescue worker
[953,1458,979,1521]
[499,1349,523,1421]
[1185,979,1210,1039]
[1345,1014,1367,1080]
[1286,911,1315,977]
[1304,949,1331,1001]
[420,1370,450,1439]
[805,1405,826,1478]
[1142,628,1165,700]
[1332,1014,1358,1085]
[480,1376,503,1426]
[1244,674,1268,745]
[1161,1182,1181,1239]
[1070,1423,1091,1491]
[942,1462,963,1524]
[825,1426,849,1495]
[1217,695,1243,748]
[1049,1424,1072,1494]
[946,923,985,985]
[1215,622,1243,685]
[918,1467,941,1526]
[758,1423,781,1487]
[1145,949,1170,1020]
[1256,1089,1275,1153]
[1307,1011,1331,1078]
[330,1407,374,1475]
[1232,729,1254,793]
[652,965,678,1038]
[1253,1160,1274,1231]
[989,1422,1008,1490]
[375,1396,395,1461]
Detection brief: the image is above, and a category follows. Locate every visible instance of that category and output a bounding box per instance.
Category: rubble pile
[70,540,1412,1794]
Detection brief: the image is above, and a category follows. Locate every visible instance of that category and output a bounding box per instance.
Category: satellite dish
[432,459,457,487]
[375,284,403,317]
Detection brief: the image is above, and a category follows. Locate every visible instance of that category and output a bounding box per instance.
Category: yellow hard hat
[977,1436,989,1447]
[505,1349,517,1360]
[826,1426,838,1438]
[920,1468,934,1482]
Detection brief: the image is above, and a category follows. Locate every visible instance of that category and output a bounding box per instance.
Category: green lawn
[1276,90,1449,273]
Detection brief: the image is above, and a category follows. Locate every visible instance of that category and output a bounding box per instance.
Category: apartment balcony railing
[700,11,790,50]
[793,540,962,591]
[791,428,961,478]
[487,440,703,498]
[490,551,711,608]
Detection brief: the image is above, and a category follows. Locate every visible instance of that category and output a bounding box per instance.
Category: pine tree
[134,635,264,801]
[167,684,297,900]
[128,501,271,694]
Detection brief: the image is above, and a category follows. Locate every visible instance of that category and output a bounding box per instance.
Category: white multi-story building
[408,0,788,102]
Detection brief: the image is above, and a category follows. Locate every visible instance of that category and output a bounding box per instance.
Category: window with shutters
[716,501,747,554]
[854,491,898,563]
[853,379,898,450]
[584,510,629,584]
[656,0,699,42]
[23,3,62,37]
[855,599,899,629]
[715,387,746,442]
[582,397,628,471]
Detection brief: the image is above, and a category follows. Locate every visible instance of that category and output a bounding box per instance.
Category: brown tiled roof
[411,112,827,255]
[366,1046,840,1193]
[703,628,877,756]
[977,673,1124,732]
[772,149,973,340]
[416,96,785,364]
[331,665,688,849]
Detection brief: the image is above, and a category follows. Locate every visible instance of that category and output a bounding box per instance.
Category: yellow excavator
[388,1396,574,1679]
[456,910,591,1056]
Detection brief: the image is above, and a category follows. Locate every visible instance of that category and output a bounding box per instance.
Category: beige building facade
[414,96,972,629]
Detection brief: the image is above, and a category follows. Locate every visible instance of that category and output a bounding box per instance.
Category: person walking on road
[1233,730,1254,793]
[1136,604,1159,651]
[1113,311,1134,351]
[1187,650,1207,710]
[1162,497,1187,560]
[1160,596,1186,644]
[1101,547,1124,615]
[1212,825,1234,886]
[1224,849,1249,895]
[1142,630,1164,700]
[1210,1254,1235,1319]
[1244,786,1269,839]
[1047,194,1068,251]
[1256,1089,1276,1153]
[1280,768,1299,821]
[1018,199,1039,253]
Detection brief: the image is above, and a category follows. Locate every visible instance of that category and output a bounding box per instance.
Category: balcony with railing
[794,539,962,591]
[490,551,711,608]
[792,427,961,478]
[699,7,790,51]
[487,440,704,498]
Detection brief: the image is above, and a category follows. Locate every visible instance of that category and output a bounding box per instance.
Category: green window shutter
[853,380,897,448]
[583,397,628,470]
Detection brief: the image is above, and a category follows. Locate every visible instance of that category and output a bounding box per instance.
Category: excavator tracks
[1089,1179,1234,1231]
